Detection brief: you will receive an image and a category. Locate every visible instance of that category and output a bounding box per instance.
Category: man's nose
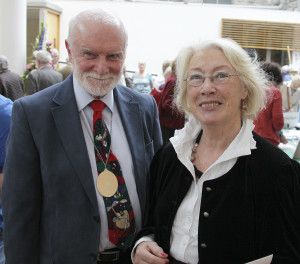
[94,56,110,75]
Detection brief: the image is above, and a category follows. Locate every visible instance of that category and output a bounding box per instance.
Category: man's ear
[65,40,73,63]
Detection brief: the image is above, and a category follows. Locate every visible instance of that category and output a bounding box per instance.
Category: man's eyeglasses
[184,72,239,87]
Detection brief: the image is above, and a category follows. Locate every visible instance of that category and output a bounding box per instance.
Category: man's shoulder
[0,94,13,108]
[53,70,63,81]
[0,95,12,120]
[19,80,66,106]
[115,84,154,103]
[28,69,38,78]
[41,67,62,77]
[0,70,22,81]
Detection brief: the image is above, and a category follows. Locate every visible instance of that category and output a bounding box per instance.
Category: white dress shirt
[133,115,257,263]
[73,76,142,251]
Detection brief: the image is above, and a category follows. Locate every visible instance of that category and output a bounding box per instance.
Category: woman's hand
[134,241,169,264]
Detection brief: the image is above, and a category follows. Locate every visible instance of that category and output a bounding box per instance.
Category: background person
[253,61,284,146]
[0,94,12,264]
[58,56,73,80]
[158,59,185,143]
[119,65,134,89]
[0,55,24,101]
[133,38,300,264]
[132,61,153,94]
[281,74,300,112]
[281,64,292,82]
[27,50,63,95]
[2,8,162,264]
[280,65,293,111]
[153,60,172,90]
[150,66,172,106]
[50,48,60,70]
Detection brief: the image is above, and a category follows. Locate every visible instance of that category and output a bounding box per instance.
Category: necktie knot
[90,100,106,113]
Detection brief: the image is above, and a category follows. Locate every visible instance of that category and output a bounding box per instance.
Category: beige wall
[46,10,60,50]
[54,1,300,74]
[27,9,40,64]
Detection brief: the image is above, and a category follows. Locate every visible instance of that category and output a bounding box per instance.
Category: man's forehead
[75,23,124,41]
[76,18,121,32]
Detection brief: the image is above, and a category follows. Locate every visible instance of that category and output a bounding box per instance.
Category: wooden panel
[222,19,300,51]
[46,10,60,50]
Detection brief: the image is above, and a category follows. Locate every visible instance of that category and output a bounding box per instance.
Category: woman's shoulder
[146,73,153,80]
[252,132,291,163]
[251,132,300,178]
[154,141,176,160]
[150,141,180,170]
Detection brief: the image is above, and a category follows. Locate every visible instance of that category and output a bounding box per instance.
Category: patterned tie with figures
[90,100,136,251]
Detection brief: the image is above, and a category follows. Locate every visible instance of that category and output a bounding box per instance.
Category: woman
[253,61,284,146]
[133,38,300,264]
[132,61,153,94]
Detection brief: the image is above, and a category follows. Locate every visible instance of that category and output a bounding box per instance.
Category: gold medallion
[97,169,118,197]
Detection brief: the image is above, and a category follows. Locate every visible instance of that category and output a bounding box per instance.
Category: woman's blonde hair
[175,38,268,120]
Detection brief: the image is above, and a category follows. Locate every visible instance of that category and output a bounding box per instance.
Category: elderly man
[58,57,73,80]
[51,48,60,70]
[0,55,24,101]
[27,50,63,95]
[2,8,162,264]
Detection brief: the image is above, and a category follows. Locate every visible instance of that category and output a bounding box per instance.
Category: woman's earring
[242,100,246,109]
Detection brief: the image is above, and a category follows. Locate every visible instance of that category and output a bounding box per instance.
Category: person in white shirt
[133,38,300,264]
[281,74,300,112]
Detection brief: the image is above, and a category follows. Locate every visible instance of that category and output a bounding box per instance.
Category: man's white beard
[74,66,121,98]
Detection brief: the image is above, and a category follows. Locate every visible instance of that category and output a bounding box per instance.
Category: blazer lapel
[113,87,146,201]
[51,76,98,211]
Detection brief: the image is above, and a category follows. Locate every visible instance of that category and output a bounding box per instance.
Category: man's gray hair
[36,50,52,65]
[281,65,291,75]
[0,55,8,72]
[51,48,59,54]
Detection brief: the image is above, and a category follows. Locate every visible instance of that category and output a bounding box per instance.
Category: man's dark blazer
[2,74,162,264]
[27,65,63,95]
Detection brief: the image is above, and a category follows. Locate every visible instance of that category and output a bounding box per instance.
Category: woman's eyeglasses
[185,72,239,87]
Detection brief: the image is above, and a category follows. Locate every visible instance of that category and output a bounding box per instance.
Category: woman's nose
[200,77,216,95]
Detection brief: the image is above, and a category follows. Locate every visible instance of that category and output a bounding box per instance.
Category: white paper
[245,255,273,264]
[283,129,300,139]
